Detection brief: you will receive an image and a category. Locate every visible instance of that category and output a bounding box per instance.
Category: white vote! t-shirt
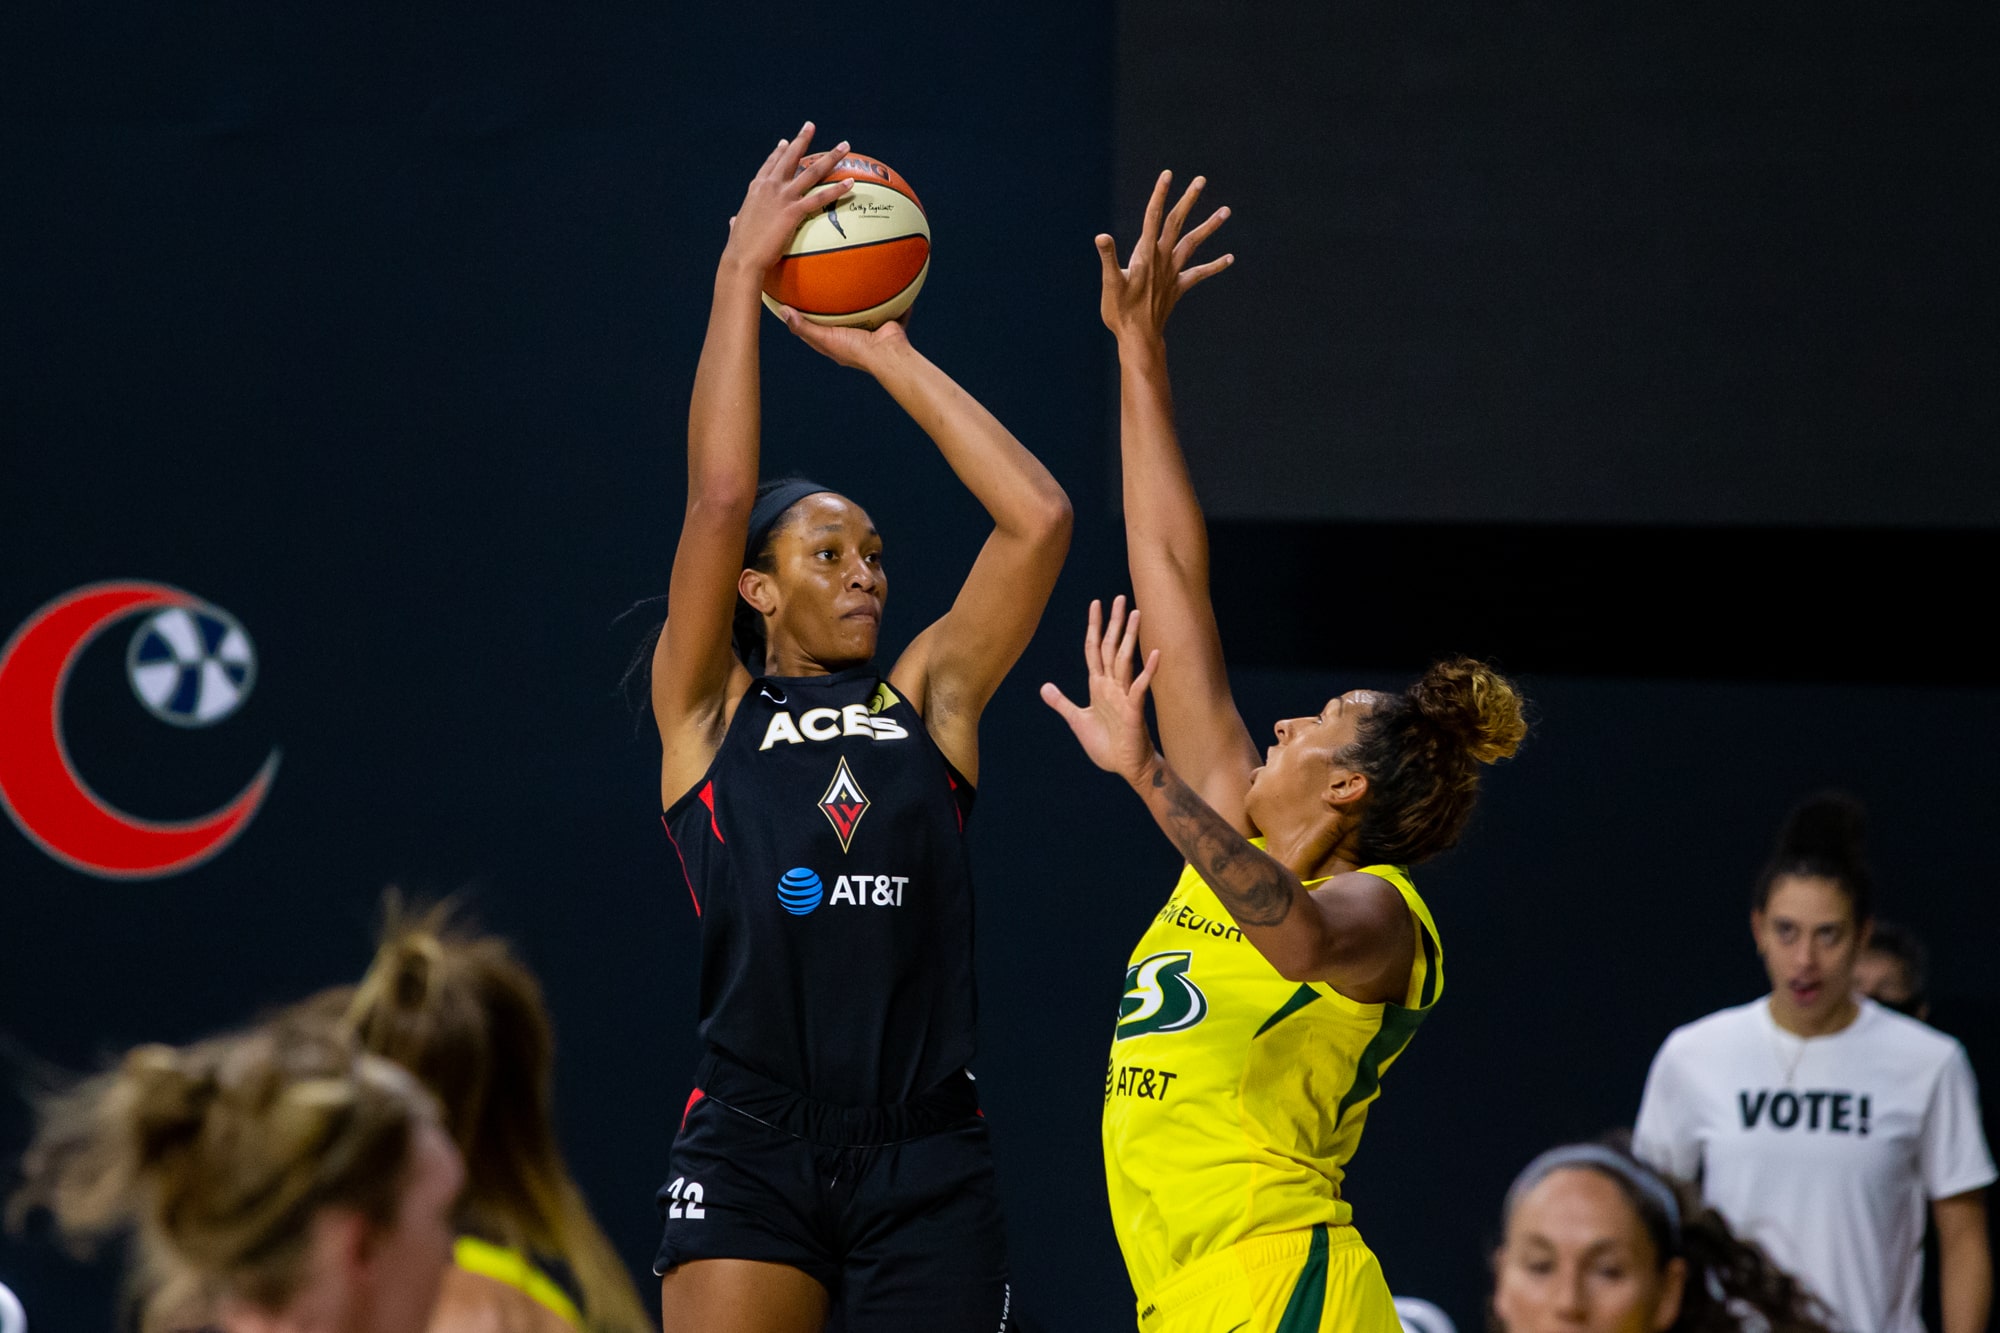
[1634,997,1995,1333]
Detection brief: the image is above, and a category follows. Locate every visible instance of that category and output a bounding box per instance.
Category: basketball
[762,151,930,329]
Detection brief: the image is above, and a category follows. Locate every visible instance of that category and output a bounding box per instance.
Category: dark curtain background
[4,2,1995,1329]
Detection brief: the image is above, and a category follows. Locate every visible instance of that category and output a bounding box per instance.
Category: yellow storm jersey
[1102,846,1442,1300]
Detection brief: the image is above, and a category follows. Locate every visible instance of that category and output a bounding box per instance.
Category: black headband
[746,479,835,564]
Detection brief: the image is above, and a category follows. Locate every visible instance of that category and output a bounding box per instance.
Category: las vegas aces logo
[819,756,870,852]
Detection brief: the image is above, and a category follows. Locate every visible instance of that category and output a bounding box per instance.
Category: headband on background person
[1504,1143,1683,1251]
[746,480,835,563]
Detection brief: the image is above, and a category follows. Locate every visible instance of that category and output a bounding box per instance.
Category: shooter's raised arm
[652,124,851,806]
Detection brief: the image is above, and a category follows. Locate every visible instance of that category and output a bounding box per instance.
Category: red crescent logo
[0,581,280,880]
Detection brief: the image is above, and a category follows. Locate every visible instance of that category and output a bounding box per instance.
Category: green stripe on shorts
[1275,1224,1330,1333]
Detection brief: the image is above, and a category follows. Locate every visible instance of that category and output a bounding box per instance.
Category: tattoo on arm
[1148,761,1299,927]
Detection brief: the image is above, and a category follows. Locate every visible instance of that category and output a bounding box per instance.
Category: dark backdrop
[1118,0,2000,526]
[4,4,1996,1331]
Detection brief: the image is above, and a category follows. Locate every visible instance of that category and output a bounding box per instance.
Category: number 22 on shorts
[664,1176,706,1219]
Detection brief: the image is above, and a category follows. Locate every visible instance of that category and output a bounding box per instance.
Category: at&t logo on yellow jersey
[1116,950,1208,1041]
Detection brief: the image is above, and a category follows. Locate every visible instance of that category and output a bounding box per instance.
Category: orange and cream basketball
[763,151,930,329]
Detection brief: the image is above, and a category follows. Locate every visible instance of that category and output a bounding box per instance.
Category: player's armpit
[1301,873,1420,1001]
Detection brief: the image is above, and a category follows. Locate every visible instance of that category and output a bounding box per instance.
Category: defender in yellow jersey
[1105,855,1441,1305]
[1045,170,1526,1332]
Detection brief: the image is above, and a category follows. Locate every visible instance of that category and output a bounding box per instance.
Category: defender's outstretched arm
[1099,171,1260,829]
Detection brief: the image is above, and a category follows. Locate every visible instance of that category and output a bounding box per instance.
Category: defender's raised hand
[1095,170,1233,343]
[723,122,854,275]
[1040,596,1162,788]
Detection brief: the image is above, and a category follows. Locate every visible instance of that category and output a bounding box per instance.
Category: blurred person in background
[1855,919,1930,1021]
[10,1023,460,1333]
[1849,919,2000,1333]
[1633,793,1994,1333]
[1491,1139,1833,1333]
[319,902,650,1333]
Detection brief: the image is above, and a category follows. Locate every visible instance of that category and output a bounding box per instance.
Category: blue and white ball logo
[125,604,256,727]
[777,867,823,916]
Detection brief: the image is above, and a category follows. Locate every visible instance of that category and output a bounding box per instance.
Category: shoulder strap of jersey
[1242,845,1443,1010]
[453,1236,583,1329]
[1358,864,1443,1010]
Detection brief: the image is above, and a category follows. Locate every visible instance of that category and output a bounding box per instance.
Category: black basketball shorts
[653,1052,1012,1332]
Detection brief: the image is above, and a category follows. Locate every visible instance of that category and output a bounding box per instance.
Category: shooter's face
[746,494,886,671]
[1753,874,1868,1028]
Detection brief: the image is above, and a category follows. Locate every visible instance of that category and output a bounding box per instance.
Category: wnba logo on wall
[0,581,280,879]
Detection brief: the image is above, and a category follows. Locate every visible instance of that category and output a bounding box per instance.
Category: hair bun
[343,895,450,1031]
[1408,657,1527,764]
[1778,792,1867,865]
[384,933,445,1011]
[121,1043,219,1160]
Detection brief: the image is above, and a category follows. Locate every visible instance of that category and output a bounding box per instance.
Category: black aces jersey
[662,666,979,1108]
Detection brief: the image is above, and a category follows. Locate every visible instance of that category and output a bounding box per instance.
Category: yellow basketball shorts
[1135,1224,1402,1333]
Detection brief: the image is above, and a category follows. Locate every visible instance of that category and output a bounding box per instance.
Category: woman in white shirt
[1633,793,1994,1333]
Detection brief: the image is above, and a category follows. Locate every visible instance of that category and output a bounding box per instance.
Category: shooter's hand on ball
[1095,169,1233,345]
[775,304,912,374]
[722,122,853,276]
[1040,596,1163,790]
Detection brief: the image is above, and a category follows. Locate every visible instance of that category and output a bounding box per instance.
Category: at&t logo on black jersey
[776,866,909,915]
[777,868,825,915]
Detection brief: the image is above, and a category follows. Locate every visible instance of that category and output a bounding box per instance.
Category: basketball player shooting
[645,122,1072,1333]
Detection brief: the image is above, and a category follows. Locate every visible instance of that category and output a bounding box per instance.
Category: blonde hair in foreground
[339,898,649,1333]
[9,1024,433,1333]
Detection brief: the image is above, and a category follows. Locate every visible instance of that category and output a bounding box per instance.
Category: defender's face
[763,494,886,669]
[1753,874,1866,1029]
[1245,690,1379,827]
[1494,1169,1684,1333]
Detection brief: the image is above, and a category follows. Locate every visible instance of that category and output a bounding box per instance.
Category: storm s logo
[1116,951,1208,1041]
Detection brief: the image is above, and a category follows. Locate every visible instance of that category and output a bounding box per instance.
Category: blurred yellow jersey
[1102,845,1442,1313]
